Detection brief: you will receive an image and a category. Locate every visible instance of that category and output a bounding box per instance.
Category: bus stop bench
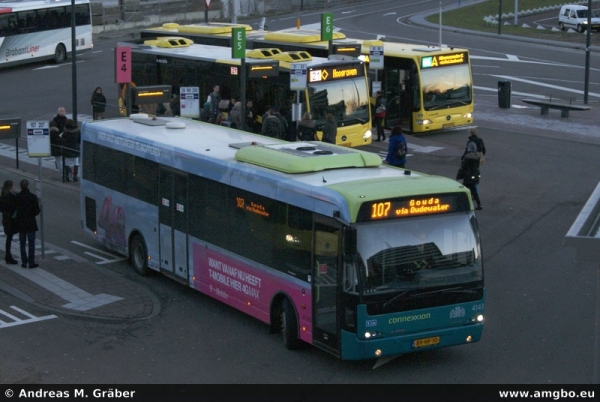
[521,99,591,118]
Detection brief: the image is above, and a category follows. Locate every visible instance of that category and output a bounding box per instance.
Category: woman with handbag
[373,91,387,142]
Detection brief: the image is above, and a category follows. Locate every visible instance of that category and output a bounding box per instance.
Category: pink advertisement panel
[192,243,313,343]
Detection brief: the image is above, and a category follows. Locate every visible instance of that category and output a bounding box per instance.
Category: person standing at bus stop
[15,179,40,269]
[0,180,19,265]
[91,87,107,120]
[374,91,386,142]
[52,107,67,133]
[207,84,221,124]
[62,119,81,182]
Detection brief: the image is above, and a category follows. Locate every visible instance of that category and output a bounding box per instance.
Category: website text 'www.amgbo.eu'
[499,389,595,400]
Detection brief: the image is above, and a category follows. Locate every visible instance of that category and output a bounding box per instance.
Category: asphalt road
[1,0,599,386]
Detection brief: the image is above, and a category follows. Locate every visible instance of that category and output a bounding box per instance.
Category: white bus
[80,115,485,360]
[0,0,92,67]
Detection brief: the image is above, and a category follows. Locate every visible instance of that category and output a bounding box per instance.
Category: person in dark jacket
[374,91,387,142]
[385,126,408,168]
[321,113,337,144]
[50,121,64,172]
[62,119,81,182]
[459,141,483,210]
[228,101,242,129]
[297,112,317,141]
[462,127,486,161]
[52,107,67,133]
[0,180,19,264]
[15,179,40,268]
[91,87,107,120]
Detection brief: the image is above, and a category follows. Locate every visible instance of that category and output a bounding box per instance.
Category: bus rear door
[159,167,189,281]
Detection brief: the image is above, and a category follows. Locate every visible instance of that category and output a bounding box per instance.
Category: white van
[558,5,600,32]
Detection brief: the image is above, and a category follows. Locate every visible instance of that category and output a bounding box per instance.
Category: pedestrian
[244,99,258,132]
[321,113,337,144]
[271,106,289,140]
[0,180,19,264]
[226,97,237,114]
[385,125,408,168]
[169,94,180,117]
[462,127,486,164]
[207,84,221,123]
[261,108,285,139]
[15,179,40,269]
[200,100,211,122]
[297,112,317,141]
[458,140,483,210]
[91,87,107,120]
[228,100,242,129]
[50,121,64,172]
[374,90,386,142]
[52,107,67,133]
[62,119,80,182]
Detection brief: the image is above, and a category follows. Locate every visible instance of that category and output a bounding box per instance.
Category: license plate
[412,336,440,348]
[442,122,455,128]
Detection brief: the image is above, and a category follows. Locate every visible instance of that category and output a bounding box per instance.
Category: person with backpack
[462,127,486,163]
[458,140,483,210]
[261,108,284,139]
[385,126,407,168]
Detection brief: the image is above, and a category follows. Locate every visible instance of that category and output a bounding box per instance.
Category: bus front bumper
[340,322,484,360]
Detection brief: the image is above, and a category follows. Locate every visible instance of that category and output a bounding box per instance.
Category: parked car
[558,4,600,32]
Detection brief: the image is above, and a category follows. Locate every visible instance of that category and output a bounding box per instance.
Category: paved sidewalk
[0,162,160,321]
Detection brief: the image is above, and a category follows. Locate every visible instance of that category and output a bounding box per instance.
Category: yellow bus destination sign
[357,193,470,222]
[309,64,364,83]
[421,52,468,69]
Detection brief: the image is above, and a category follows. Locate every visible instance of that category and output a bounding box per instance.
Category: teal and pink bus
[80,115,485,361]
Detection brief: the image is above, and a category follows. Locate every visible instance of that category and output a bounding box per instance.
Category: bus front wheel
[281,299,300,350]
[129,234,150,276]
[54,44,66,64]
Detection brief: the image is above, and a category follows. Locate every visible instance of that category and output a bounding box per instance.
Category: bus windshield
[356,213,482,295]
[421,64,472,111]
[308,76,370,125]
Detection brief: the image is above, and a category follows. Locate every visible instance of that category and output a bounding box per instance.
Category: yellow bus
[141,23,474,133]
[126,36,372,147]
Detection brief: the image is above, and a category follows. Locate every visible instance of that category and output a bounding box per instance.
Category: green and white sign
[232,27,246,59]
[321,13,333,41]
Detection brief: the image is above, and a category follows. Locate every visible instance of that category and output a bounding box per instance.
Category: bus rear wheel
[280,299,300,350]
[129,234,150,276]
[54,44,66,64]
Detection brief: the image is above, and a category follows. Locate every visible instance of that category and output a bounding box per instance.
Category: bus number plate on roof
[412,336,440,348]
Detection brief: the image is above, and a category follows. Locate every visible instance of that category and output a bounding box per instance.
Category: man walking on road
[15,179,40,269]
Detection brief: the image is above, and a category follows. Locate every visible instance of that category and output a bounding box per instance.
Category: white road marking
[71,241,127,265]
[0,306,57,329]
[491,74,600,98]
[3,264,123,311]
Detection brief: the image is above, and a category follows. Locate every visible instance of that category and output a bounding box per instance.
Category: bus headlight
[363,129,372,139]
[416,119,432,125]
[476,314,484,322]
[464,112,472,119]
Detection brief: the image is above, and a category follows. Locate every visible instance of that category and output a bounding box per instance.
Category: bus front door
[312,217,341,356]
[159,168,189,281]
